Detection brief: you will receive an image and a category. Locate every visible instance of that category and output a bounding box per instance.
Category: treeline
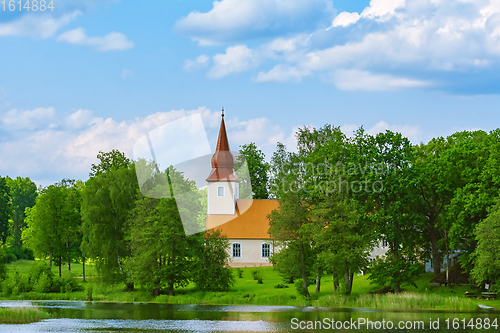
[1,125,500,298]
[266,126,500,296]
[1,150,234,296]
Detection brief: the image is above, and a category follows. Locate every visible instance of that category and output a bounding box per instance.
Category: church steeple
[206,110,239,182]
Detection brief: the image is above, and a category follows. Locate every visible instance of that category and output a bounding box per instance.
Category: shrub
[29,262,53,287]
[85,284,93,301]
[236,268,243,278]
[251,268,264,284]
[33,272,51,293]
[274,283,289,289]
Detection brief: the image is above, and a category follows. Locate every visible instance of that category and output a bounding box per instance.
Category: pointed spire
[206,109,239,182]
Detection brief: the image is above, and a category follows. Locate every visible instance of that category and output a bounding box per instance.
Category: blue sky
[1,0,500,186]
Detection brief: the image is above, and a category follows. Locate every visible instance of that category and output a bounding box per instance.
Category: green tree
[81,156,138,288]
[412,137,457,276]
[354,130,423,293]
[446,130,500,272]
[127,167,202,296]
[0,177,10,243]
[22,183,69,276]
[5,176,37,249]
[471,199,500,286]
[193,229,234,292]
[269,186,314,297]
[314,195,373,295]
[235,143,269,199]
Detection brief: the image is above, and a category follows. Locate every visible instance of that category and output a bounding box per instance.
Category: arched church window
[232,243,241,257]
[217,186,225,197]
[261,243,270,258]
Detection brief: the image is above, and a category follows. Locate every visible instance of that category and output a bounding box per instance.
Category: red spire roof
[206,113,239,182]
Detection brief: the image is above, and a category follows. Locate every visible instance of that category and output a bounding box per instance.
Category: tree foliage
[471,199,500,286]
[193,230,234,292]
[0,177,10,244]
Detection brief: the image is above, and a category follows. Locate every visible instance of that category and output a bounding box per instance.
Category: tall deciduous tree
[268,144,314,297]
[126,167,202,296]
[81,150,138,289]
[22,183,68,276]
[5,176,37,249]
[355,130,423,293]
[446,130,500,272]
[412,137,457,276]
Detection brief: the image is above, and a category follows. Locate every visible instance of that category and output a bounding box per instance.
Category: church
[205,112,387,267]
[204,112,278,267]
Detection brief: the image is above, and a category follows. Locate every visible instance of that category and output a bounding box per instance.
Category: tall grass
[0,307,52,324]
[314,292,478,311]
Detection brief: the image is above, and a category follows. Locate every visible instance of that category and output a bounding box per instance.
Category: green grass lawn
[8,259,97,279]
[3,261,498,310]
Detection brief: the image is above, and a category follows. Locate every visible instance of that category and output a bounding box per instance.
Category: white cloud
[331,69,431,91]
[340,120,421,143]
[366,120,421,143]
[57,27,134,51]
[184,55,210,71]
[255,64,310,82]
[0,106,298,186]
[208,45,259,78]
[331,12,361,28]
[174,0,334,44]
[0,12,80,38]
[361,0,406,20]
[182,0,500,93]
[2,107,56,130]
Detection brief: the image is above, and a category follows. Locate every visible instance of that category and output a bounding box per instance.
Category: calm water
[0,300,499,332]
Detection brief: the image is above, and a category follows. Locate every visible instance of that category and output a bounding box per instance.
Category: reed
[0,307,52,324]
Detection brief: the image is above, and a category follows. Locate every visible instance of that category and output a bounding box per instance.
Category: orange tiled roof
[206,199,279,239]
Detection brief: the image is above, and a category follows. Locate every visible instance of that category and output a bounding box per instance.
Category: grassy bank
[3,261,498,311]
[0,307,52,324]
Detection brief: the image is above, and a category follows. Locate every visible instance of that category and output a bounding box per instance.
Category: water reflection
[0,301,498,332]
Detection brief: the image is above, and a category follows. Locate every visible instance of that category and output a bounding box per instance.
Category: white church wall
[227,239,274,267]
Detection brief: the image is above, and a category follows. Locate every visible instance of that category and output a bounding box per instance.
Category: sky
[1,0,500,186]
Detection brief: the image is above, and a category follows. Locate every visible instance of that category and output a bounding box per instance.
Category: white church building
[205,112,387,267]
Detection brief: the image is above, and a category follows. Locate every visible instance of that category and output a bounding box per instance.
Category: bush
[251,268,264,284]
[2,271,30,296]
[29,262,53,287]
[85,284,93,301]
[274,283,289,289]
[33,272,51,293]
[236,268,243,278]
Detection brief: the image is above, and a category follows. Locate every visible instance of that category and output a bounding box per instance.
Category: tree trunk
[58,256,62,277]
[332,267,339,293]
[315,267,321,293]
[82,257,86,282]
[125,282,134,292]
[300,244,310,297]
[429,222,441,276]
[392,247,401,293]
[350,272,354,292]
[67,236,71,271]
[344,266,351,295]
[169,282,174,296]
[49,248,53,267]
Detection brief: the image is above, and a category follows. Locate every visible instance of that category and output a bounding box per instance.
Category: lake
[0,300,498,332]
